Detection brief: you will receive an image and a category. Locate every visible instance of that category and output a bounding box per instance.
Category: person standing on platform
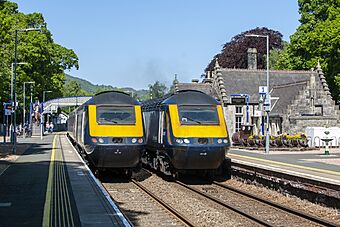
[49,122,54,133]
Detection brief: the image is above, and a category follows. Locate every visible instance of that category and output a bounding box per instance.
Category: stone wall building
[174,51,340,136]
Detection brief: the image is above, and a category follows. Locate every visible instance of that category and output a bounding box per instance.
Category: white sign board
[4,109,11,116]
[264,94,271,112]
[259,86,268,95]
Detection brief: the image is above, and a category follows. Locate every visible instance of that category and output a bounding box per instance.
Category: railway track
[101,176,192,227]
[69,135,339,226]
[231,161,340,209]
[212,181,338,227]
[101,167,339,226]
[131,179,195,226]
[175,179,338,227]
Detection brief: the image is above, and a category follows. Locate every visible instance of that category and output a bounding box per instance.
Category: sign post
[3,103,12,143]
[258,87,268,136]
[259,86,271,154]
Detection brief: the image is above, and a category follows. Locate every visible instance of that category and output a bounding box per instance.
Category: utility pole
[23,82,34,138]
[11,27,41,154]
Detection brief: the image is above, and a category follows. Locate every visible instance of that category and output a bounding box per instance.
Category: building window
[315,105,323,116]
[235,106,243,132]
[236,106,243,114]
[235,116,242,132]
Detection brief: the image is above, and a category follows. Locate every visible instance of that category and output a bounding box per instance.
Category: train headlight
[217,139,223,144]
[138,138,144,144]
[98,138,104,143]
[183,139,190,144]
[91,138,98,143]
[131,138,137,143]
[175,139,183,144]
[223,139,229,144]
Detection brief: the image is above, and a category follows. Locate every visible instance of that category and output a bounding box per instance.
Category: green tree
[277,0,340,100]
[270,41,290,70]
[0,1,79,121]
[148,81,167,99]
[63,79,87,97]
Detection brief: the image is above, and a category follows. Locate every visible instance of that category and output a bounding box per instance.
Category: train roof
[142,90,219,110]
[84,90,140,105]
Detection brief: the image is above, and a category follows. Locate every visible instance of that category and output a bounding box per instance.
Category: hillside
[65,74,148,98]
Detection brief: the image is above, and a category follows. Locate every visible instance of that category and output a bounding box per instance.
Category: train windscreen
[96,106,135,125]
[178,105,219,125]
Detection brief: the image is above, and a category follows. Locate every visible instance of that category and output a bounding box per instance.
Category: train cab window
[178,105,219,125]
[96,106,135,125]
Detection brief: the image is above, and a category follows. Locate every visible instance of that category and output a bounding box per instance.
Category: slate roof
[219,68,314,104]
[176,69,325,117]
[177,83,219,99]
[270,81,307,115]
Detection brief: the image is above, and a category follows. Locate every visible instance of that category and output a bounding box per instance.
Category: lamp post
[41,90,52,139]
[29,84,34,135]
[10,62,26,145]
[23,82,35,138]
[245,34,270,154]
[11,62,27,104]
[12,27,41,154]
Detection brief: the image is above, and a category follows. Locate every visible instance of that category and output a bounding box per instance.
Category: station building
[174,50,340,140]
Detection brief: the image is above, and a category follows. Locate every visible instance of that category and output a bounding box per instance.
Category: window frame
[235,105,243,132]
[96,105,136,125]
[177,105,220,126]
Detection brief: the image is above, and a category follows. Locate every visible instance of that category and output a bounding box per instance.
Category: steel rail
[213,182,339,227]
[131,179,196,227]
[175,180,273,227]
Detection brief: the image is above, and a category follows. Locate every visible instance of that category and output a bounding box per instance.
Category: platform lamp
[41,90,52,140]
[245,34,270,154]
[23,81,35,138]
[12,27,41,154]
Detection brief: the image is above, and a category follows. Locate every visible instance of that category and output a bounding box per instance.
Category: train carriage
[67,91,145,176]
[142,90,231,178]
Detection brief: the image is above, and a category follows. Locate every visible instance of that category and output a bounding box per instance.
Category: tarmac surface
[228,147,340,185]
[0,135,73,226]
[0,133,130,227]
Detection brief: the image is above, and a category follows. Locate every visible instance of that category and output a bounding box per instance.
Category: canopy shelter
[42,96,92,114]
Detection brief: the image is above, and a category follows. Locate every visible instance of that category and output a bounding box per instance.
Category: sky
[14,0,300,90]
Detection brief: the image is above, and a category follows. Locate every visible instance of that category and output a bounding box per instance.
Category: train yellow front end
[142,90,231,178]
[68,91,145,176]
[167,104,229,170]
[86,104,144,169]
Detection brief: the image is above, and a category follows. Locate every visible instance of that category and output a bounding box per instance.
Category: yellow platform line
[228,153,340,176]
[59,141,74,227]
[42,135,56,227]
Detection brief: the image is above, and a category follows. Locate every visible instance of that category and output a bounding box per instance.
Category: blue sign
[259,86,268,95]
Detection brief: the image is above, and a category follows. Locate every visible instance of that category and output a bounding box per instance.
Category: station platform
[227,147,340,186]
[0,133,131,226]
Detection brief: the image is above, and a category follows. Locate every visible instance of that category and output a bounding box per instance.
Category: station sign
[259,86,268,95]
[231,97,246,105]
[3,102,12,115]
[230,94,249,105]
